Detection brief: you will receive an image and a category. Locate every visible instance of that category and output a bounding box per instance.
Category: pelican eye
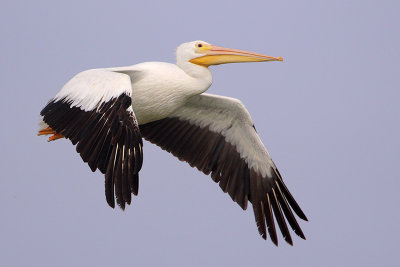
[197,43,203,48]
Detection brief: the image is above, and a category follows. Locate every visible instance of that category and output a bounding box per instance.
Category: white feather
[54,69,133,111]
[169,93,275,177]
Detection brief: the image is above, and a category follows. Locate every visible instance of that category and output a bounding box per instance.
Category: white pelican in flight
[39,41,308,246]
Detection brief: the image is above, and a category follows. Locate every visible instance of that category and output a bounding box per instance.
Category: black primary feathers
[140,117,308,246]
[40,94,143,209]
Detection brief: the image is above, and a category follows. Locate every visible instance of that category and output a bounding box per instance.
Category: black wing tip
[300,213,309,221]
[107,197,134,211]
[118,203,126,211]
[297,230,306,240]
[274,169,308,223]
[291,207,308,222]
[260,230,267,240]
[267,234,297,246]
[238,201,248,210]
[107,200,116,209]
[265,233,295,246]
[284,235,293,246]
[265,226,278,246]
[270,236,278,247]
[270,168,309,242]
[132,173,139,195]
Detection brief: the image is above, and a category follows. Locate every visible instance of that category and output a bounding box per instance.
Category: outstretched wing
[40,69,143,209]
[139,93,307,246]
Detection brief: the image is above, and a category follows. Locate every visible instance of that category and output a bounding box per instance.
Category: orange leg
[38,127,65,142]
[38,127,54,136]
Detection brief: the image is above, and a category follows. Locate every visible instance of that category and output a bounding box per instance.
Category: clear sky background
[1,1,399,266]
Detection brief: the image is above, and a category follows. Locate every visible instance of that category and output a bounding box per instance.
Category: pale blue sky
[1,1,399,266]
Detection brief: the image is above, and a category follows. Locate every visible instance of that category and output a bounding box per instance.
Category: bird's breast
[117,62,212,125]
[131,87,188,125]
[130,70,190,124]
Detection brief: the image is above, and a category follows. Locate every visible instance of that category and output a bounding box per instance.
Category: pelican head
[177,40,283,67]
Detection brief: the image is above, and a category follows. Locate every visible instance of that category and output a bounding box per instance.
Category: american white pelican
[38,41,307,246]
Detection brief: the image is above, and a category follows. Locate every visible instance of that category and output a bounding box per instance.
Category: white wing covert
[139,93,307,245]
[40,69,143,209]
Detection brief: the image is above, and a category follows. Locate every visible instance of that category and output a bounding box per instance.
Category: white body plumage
[109,61,212,124]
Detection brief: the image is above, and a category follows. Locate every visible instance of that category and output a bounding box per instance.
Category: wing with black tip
[139,93,307,246]
[40,69,143,209]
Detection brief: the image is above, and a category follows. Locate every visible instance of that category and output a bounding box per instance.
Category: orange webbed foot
[38,127,64,142]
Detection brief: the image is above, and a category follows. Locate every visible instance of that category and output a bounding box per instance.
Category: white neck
[177,59,213,95]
